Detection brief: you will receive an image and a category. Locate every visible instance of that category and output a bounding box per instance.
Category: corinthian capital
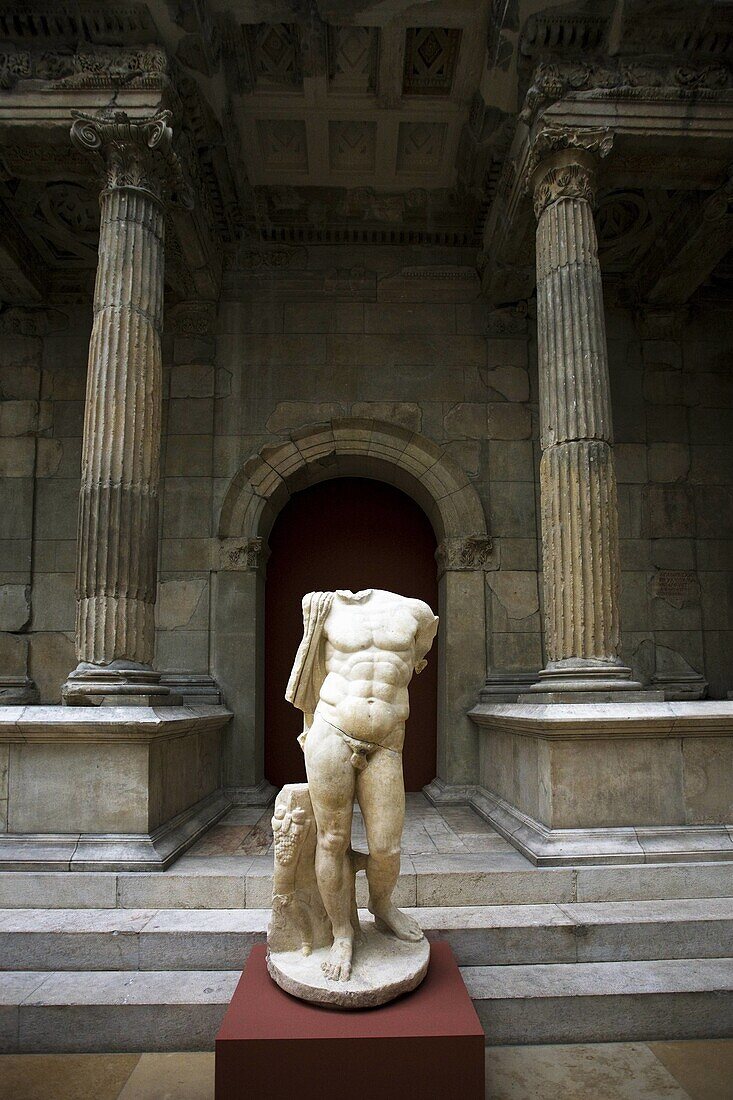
[526,124,613,218]
[70,109,192,207]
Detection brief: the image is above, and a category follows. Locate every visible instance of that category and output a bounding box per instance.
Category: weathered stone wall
[1,248,732,708]
[608,305,733,698]
[0,312,89,702]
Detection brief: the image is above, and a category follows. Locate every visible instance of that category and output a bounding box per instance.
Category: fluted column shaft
[76,184,163,665]
[529,128,638,693]
[64,111,187,702]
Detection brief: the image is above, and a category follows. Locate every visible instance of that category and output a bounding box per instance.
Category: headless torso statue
[267,588,438,1006]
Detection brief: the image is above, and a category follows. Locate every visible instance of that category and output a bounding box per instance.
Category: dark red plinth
[215,943,484,1100]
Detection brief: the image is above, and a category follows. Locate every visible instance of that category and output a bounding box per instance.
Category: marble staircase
[2,889,733,1051]
[1,799,732,1051]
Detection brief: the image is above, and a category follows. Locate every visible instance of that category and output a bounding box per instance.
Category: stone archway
[213,418,491,796]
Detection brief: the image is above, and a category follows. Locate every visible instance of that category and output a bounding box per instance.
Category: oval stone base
[267,923,430,1009]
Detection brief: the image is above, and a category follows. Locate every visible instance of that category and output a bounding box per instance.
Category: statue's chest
[325,605,416,653]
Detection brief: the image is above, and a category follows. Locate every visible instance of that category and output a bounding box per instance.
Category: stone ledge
[469,700,733,739]
[0,704,232,742]
[469,789,733,867]
[0,790,231,873]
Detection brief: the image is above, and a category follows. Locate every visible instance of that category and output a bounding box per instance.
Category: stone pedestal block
[0,704,231,870]
[468,701,733,865]
[216,944,484,1100]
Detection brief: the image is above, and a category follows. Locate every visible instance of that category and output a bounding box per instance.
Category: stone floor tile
[0,1053,140,1099]
[648,1038,733,1099]
[117,1052,214,1100]
[461,834,517,853]
[484,1042,691,1100]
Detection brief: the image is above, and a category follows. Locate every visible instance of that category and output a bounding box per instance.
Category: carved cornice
[526,125,614,218]
[521,60,733,127]
[70,110,192,208]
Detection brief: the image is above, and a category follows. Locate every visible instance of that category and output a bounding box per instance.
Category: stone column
[527,126,640,696]
[62,110,189,704]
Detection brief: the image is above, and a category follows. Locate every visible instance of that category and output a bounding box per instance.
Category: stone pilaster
[527,126,640,695]
[63,111,189,704]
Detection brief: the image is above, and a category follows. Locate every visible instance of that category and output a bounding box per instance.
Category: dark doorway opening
[264,477,439,791]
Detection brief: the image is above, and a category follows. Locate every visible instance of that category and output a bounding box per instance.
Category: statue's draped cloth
[286,591,334,748]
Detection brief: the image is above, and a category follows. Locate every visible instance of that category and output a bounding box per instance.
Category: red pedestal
[215,943,484,1100]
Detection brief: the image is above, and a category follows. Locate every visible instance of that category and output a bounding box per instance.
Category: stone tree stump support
[526,125,640,698]
[63,110,190,705]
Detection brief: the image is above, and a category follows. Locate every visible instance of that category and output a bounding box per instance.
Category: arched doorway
[264,477,439,791]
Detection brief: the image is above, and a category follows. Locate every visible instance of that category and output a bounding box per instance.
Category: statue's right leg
[304,716,357,981]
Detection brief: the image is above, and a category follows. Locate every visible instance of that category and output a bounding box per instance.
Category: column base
[522,657,645,702]
[0,676,39,705]
[62,662,181,707]
[478,671,538,704]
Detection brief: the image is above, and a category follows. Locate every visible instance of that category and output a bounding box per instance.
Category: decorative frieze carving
[436,537,494,574]
[521,60,733,126]
[166,300,216,336]
[0,45,168,90]
[218,537,268,574]
[485,303,529,337]
[0,305,67,335]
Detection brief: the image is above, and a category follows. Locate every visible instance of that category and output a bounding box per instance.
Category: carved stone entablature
[526,126,614,218]
[166,300,216,336]
[0,305,68,335]
[520,60,733,127]
[436,537,494,575]
[218,537,269,574]
[485,302,529,337]
[70,110,192,208]
[0,45,168,91]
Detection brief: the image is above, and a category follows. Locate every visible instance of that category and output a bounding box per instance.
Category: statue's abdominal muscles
[317,606,419,744]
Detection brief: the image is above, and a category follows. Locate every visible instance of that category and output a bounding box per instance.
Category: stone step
[468,958,733,1045]
[2,899,732,971]
[3,958,732,1052]
[1,856,732,909]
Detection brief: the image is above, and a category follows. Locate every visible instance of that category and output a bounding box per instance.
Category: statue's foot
[369,901,424,942]
[322,936,353,982]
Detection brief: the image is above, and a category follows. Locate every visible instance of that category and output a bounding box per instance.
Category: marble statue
[267,588,439,1007]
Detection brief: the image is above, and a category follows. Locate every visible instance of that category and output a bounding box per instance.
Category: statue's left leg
[356,748,423,942]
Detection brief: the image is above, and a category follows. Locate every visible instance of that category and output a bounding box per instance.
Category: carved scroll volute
[70,109,192,208]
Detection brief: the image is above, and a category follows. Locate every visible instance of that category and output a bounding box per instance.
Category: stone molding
[70,109,192,207]
[217,418,488,549]
[435,536,494,576]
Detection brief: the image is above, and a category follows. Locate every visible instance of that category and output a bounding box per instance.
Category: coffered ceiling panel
[226,2,489,241]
